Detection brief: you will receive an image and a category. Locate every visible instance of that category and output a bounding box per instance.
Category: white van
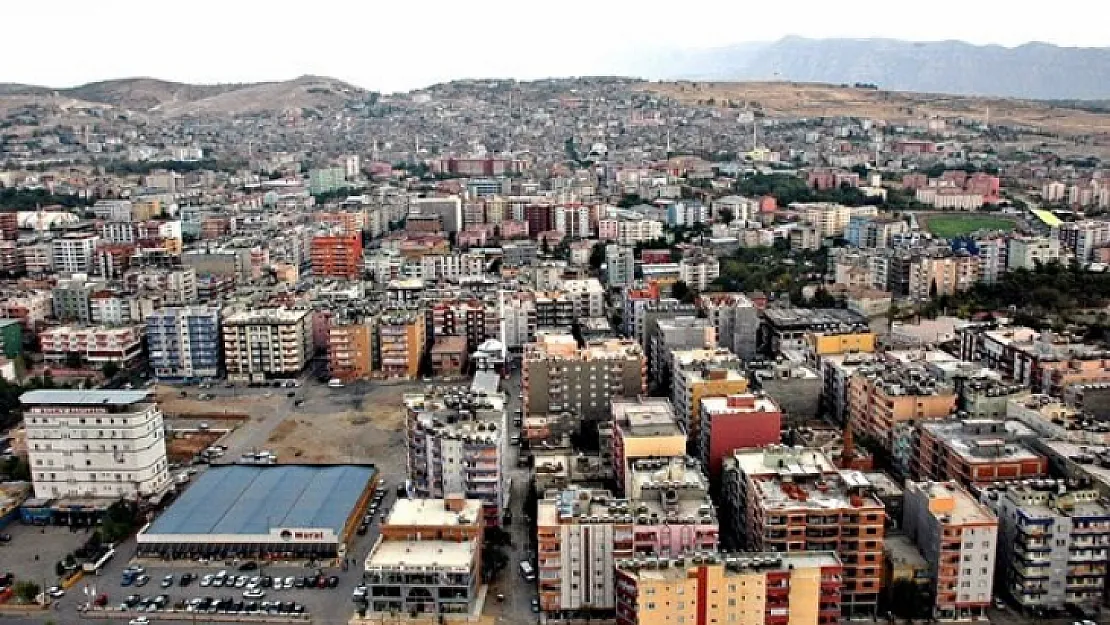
[328,378,344,388]
[519,561,536,581]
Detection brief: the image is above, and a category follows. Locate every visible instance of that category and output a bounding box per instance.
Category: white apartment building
[222,308,314,381]
[420,253,485,281]
[499,291,536,349]
[712,195,760,223]
[51,233,100,275]
[126,268,198,304]
[793,203,877,238]
[605,244,635,288]
[554,205,592,238]
[1008,236,1062,271]
[21,390,171,500]
[679,255,720,291]
[1059,220,1110,264]
[40,325,144,364]
[597,216,663,245]
[562,278,605,318]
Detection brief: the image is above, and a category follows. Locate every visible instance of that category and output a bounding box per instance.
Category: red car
[93,593,109,607]
[315,576,327,589]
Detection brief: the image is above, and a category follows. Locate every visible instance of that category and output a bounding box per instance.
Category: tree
[589,243,606,271]
[101,362,120,380]
[671,280,692,303]
[13,580,40,604]
[64,352,82,369]
[883,579,930,621]
[718,207,735,224]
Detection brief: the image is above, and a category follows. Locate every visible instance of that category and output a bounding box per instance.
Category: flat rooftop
[386,498,483,527]
[144,465,375,537]
[913,481,995,525]
[21,389,151,406]
[919,419,1041,463]
[885,534,928,568]
[613,399,683,437]
[365,539,475,571]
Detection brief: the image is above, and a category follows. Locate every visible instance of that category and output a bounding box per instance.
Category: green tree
[13,580,40,604]
[717,207,735,224]
[64,352,82,369]
[589,243,606,271]
[671,280,694,303]
[101,362,120,380]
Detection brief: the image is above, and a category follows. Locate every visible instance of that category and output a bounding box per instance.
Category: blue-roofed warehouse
[136,464,378,559]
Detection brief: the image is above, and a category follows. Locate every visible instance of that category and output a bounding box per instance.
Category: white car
[243,588,265,599]
[284,576,295,589]
[129,618,150,625]
[199,574,213,587]
[47,586,65,598]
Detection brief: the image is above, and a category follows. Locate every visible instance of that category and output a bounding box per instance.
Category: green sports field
[921,213,1017,238]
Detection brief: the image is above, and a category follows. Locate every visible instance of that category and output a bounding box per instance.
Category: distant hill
[640,37,1110,100]
[0,75,369,116]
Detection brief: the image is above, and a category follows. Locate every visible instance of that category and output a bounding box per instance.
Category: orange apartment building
[670,348,749,446]
[912,419,1047,486]
[379,312,425,379]
[328,321,375,381]
[847,360,956,464]
[615,551,843,625]
[723,446,885,618]
[903,481,998,622]
[311,231,363,279]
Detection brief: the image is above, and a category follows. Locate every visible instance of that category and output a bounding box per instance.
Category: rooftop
[728,446,883,511]
[761,307,867,331]
[612,398,683,438]
[364,539,475,572]
[142,465,376,537]
[224,308,310,325]
[884,534,928,569]
[616,551,841,581]
[386,498,483,527]
[909,480,996,525]
[21,389,152,407]
[919,419,1041,463]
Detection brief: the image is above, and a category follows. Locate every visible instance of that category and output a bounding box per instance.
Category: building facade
[146,306,222,380]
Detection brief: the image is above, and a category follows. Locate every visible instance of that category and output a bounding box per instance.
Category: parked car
[327,576,339,588]
[243,588,265,599]
[47,586,65,598]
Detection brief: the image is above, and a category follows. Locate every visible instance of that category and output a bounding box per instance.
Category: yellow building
[806,330,876,357]
[611,398,687,494]
[671,348,749,443]
[882,534,930,592]
[614,551,843,625]
[379,312,425,379]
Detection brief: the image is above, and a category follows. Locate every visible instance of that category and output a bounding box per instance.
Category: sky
[5,0,1109,93]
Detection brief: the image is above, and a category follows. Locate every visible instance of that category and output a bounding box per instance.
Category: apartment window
[964,542,973,548]
[646,603,655,610]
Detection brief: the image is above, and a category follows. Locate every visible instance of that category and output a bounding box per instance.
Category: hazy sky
[6,0,1108,92]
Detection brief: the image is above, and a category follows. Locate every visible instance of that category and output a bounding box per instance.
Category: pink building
[312,310,332,355]
[627,457,720,555]
[902,173,929,190]
[598,219,619,241]
[759,195,778,213]
[641,249,672,265]
[458,224,495,248]
[499,220,529,240]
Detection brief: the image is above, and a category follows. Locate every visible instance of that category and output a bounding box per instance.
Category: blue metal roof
[145,465,376,536]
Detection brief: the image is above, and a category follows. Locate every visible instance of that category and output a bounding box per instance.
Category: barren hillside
[642,81,1110,137]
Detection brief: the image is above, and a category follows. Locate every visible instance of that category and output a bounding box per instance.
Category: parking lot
[0,521,94,593]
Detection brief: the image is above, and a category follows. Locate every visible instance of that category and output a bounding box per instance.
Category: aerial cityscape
[5,3,1110,625]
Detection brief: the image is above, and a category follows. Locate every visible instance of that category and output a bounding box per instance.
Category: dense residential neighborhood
[4,49,1110,625]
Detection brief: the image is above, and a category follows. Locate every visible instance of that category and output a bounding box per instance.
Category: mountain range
[631,37,1110,100]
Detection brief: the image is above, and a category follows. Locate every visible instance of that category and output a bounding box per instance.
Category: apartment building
[648,317,716,391]
[563,278,606,319]
[311,231,363,279]
[538,471,719,619]
[847,360,957,472]
[670,348,749,449]
[611,398,688,494]
[21,389,171,500]
[986,482,1110,613]
[51,232,100,275]
[40,324,144,365]
[1008,236,1062,271]
[696,292,760,359]
[363,496,484,617]
[523,333,646,421]
[793,203,877,239]
[429,299,499,352]
[723,446,885,617]
[615,551,843,625]
[598,215,664,245]
[606,245,636,288]
[499,291,537,349]
[913,419,1047,486]
[379,312,425,379]
[1059,220,1110,264]
[405,387,506,526]
[146,306,221,380]
[958,325,1110,396]
[678,254,720,292]
[222,308,314,381]
[699,393,782,478]
[902,481,998,621]
[52,274,104,323]
[328,320,375,381]
[125,267,198,304]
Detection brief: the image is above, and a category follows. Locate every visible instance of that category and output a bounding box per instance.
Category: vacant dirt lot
[263,383,412,466]
[155,386,280,422]
[642,81,1110,137]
